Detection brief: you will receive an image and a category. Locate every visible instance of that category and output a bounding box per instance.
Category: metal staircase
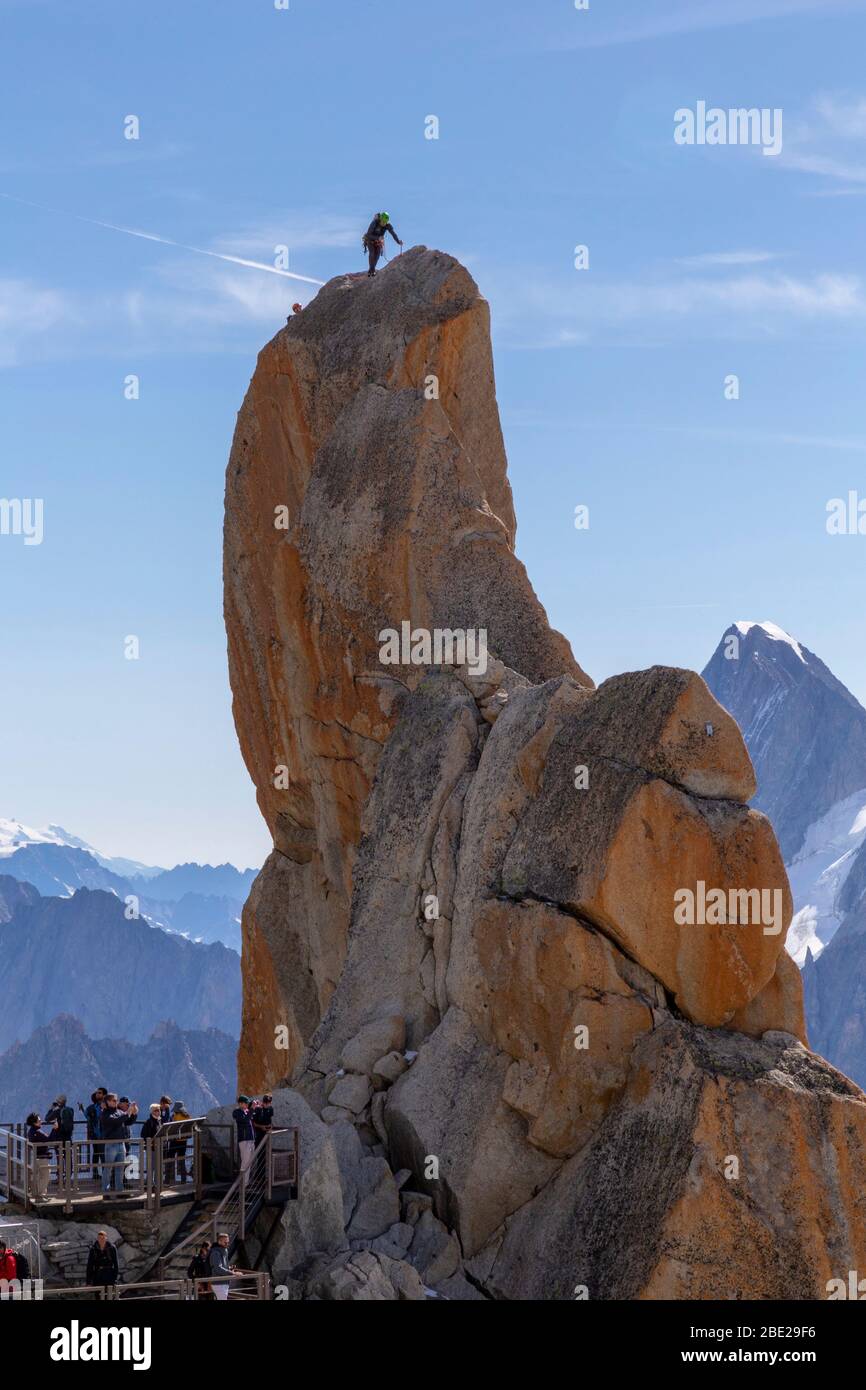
[155,1129,296,1280]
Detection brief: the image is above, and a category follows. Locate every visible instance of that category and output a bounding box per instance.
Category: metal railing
[159,1128,297,1277]
[0,1218,42,1279]
[0,1120,237,1214]
[40,1272,271,1301]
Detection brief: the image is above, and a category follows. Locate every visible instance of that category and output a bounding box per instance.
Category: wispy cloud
[0,261,305,365]
[653,423,866,453]
[562,271,860,319]
[783,150,866,184]
[0,194,325,285]
[779,91,866,187]
[144,255,303,327]
[674,251,779,267]
[491,264,866,350]
[501,414,866,455]
[214,215,359,257]
[0,202,353,363]
[77,141,192,170]
[558,0,852,50]
[0,278,75,367]
[813,94,866,139]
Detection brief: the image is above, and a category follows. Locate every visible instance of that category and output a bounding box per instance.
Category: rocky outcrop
[467,1024,866,1300]
[224,248,586,1088]
[224,248,865,1299]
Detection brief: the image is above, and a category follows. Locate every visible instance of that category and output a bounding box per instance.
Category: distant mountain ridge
[703,620,866,1088]
[0,818,160,879]
[1,842,133,899]
[0,831,255,950]
[130,862,257,902]
[702,621,866,863]
[0,885,241,1052]
[702,620,866,962]
[0,824,249,1113]
[0,1014,236,1122]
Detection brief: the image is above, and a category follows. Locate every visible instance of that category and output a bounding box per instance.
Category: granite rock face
[225,247,585,1088]
[224,248,865,1300]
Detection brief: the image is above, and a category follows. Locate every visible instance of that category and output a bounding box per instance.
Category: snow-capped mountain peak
[703,621,866,861]
[733,620,807,664]
[0,818,164,879]
[0,819,95,857]
[786,786,866,963]
[704,621,866,1087]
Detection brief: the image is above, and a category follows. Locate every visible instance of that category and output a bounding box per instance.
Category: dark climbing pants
[366,236,384,274]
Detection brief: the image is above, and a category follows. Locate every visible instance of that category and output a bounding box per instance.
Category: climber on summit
[362,212,402,276]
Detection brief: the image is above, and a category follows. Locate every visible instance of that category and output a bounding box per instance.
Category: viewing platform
[0,1119,298,1300]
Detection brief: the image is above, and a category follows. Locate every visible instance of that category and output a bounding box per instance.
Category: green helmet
[380,212,390,223]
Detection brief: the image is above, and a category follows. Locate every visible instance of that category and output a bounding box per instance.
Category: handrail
[0,1116,206,1133]
[40,1284,119,1300]
[40,1272,271,1301]
[159,1125,296,1276]
[163,1131,273,1273]
[0,1121,234,1214]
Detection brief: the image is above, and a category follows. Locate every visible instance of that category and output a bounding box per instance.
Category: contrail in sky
[0,192,326,285]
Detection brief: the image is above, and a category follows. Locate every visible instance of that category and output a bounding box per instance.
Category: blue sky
[1,0,865,867]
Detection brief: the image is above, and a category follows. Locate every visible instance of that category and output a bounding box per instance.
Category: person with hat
[168,1100,192,1183]
[25,1113,54,1200]
[116,1097,139,1188]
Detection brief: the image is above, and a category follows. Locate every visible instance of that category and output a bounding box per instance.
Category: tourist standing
[86,1231,119,1291]
[208,1232,237,1302]
[25,1113,53,1200]
[100,1095,130,1197]
[232,1097,256,1177]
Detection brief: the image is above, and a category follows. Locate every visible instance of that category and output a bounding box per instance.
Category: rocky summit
[223,248,866,1300]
